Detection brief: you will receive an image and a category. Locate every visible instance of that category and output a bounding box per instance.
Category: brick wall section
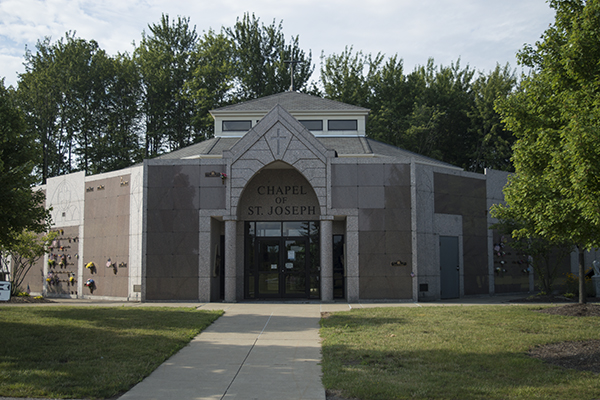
[434,173,488,295]
[82,175,130,297]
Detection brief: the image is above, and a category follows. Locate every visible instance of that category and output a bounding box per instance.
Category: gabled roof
[210,91,369,114]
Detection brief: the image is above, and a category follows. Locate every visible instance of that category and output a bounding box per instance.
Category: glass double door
[257,237,310,297]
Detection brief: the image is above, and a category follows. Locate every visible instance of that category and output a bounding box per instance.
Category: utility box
[0,281,11,301]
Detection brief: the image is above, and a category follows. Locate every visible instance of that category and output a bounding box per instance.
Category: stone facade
[23,92,588,302]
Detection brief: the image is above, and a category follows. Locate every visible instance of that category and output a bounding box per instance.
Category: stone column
[320,216,334,302]
[345,215,359,302]
[224,216,237,303]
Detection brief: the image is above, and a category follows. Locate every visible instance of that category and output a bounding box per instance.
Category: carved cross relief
[267,127,291,158]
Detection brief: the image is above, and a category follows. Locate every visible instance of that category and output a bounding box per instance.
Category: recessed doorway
[245,221,320,299]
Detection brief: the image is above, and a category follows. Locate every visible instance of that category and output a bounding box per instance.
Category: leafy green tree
[135,14,198,157]
[320,51,515,171]
[186,29,235,138]
[0,230,57,295]
[18,33,140,178]
[367,56,417,147]
[414,59,476,168]
[320,46,382,108]
[0,79,52,248]
[88,53,143,174]
[18,37,65,183]
[54,35,111,175]
[469,64,517,172]
[493,0,600,304]
[226,13,313,99]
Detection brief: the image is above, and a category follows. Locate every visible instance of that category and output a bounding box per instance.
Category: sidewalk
[119,302,327,400]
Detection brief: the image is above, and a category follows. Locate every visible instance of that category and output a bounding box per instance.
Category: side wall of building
[331,161,413,300]
[82,174,131,297]
[34,167,143,300]
[145,163,200,300]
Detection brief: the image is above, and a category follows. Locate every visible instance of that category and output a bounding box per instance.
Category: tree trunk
[578,247,587,304]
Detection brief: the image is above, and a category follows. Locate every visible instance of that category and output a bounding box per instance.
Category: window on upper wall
[222,120,252,131]
[328,119,358,131]
[299,120,323,131]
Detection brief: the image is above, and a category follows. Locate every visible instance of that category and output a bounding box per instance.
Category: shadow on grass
[321,312,408,327]
[321,342,599,400]
[0,307,222,399]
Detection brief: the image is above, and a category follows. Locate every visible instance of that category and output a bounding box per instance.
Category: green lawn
[320,305,600,400]
[0,306,223,399]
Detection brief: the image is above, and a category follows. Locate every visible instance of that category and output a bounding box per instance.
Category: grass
[320,305,600,400]
[0,306,223,399]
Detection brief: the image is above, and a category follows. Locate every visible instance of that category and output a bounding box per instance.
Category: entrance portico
[217,105,337,301]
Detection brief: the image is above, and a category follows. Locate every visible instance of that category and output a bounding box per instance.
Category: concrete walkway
[120,302,328,400]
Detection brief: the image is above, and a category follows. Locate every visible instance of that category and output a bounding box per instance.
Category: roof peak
[211,91,369,114]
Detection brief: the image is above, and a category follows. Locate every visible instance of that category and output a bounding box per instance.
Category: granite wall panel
[145,165,199,300]
[359,275,412,299]
[200,187,226,209]
[82,175,130,298]
[331,164,358,186]
[358,186,385,209]
[384,164,410,187]
[354,162,413,300]
[358,231,386,254]
[357,164,384,187]
[146,277,198,300]
[358,209,386,231]
[434,172,489,296]
[384,186,411,209]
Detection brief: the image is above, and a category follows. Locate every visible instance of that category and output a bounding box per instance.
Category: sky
[0,0,556,88]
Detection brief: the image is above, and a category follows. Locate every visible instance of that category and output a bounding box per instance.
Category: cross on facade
[272,129,287,155]
[284,59,302,91]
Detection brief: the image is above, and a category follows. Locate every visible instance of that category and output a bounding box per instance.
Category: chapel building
[28,91,554,302]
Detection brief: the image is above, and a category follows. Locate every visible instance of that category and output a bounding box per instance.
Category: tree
[0,79,52,248]
[320,46,382,108]
[468,64,517,172]
[493,0,600,304]
[0,230,56,295]
[226,13,313,99]
[135,14,198,157]
[18,33,140,179]
[88,53,143,174]
[185,29,235,138]
[17,37,64,183]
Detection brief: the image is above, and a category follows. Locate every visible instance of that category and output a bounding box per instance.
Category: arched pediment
[225,105,333,216]
[237,162,320,221]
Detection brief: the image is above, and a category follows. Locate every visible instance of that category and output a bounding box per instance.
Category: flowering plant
[84,279,96,293]
[46,272,59,285]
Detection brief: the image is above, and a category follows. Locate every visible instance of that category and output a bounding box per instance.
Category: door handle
[456,266,459,271]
